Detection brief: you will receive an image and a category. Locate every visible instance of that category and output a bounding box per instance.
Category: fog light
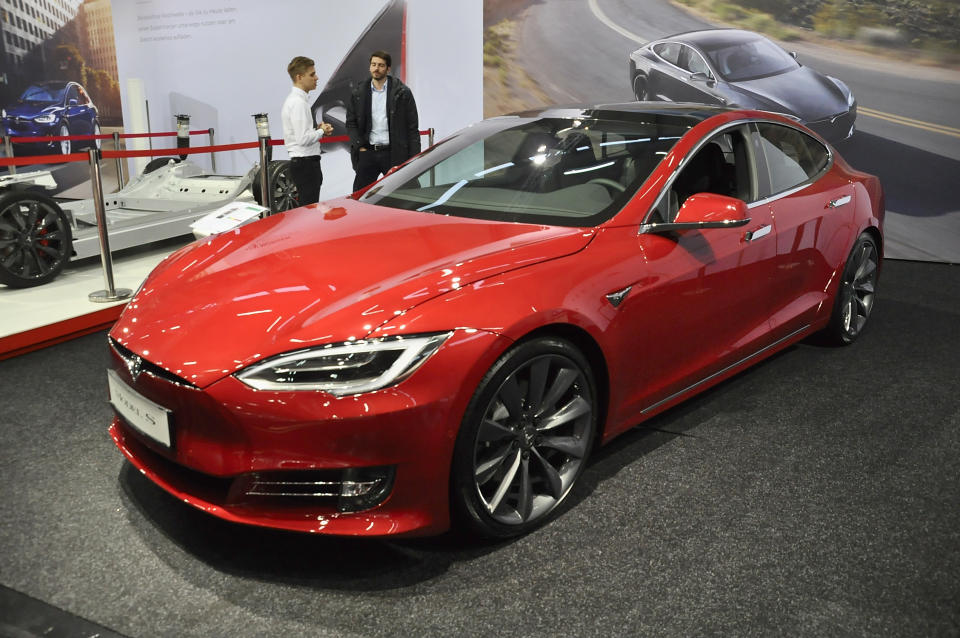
[338,466,395,513]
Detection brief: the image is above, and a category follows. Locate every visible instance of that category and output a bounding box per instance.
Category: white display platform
[0,239,189,357]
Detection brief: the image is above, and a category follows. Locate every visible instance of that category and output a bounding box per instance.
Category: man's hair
[287,56,315,81]
[370,51,392,68]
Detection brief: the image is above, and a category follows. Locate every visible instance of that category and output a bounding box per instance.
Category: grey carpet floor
[0,259,957,638]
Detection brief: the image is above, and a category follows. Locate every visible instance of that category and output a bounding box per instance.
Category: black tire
[91,120,102,151]
[822,232,879,345]
[252,160,298,213]
[143,157,181,174]
[450,337,597,539]
[632,73,649,101]
[0,191,73,288]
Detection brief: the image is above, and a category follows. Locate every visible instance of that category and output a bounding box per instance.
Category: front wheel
[58,123,71,155]
[0,191,73,288]
[822,232,879,344]
[451,337,597,539]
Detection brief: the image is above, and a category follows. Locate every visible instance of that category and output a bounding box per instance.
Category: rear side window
[755,123,829,196]
[653,42,681,66]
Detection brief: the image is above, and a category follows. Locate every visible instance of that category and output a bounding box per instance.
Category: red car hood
[112,198,593,387]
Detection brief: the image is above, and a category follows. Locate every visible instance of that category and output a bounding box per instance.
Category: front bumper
[107,329,508,537]
[805,105,857,144]
[3,120,60,149]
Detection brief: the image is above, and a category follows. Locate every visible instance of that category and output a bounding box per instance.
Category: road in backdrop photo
[498,0,960,263]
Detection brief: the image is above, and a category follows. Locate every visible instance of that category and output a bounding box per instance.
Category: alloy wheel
[471,352,594,527]
[840,237,878,338]
[58,124,71,155]
[0,193,72,287]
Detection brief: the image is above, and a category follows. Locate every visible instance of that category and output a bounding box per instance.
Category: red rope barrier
[1,127,435,167]
[101,140,259,159]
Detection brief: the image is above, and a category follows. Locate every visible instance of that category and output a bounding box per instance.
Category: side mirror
[68,98,78,106]
[643,193,750,234]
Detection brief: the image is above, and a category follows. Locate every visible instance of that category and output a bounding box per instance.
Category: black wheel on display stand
[252,160,298,213]
[0,190,72,288]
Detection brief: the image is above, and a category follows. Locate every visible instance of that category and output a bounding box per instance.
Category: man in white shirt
[282,56,333,206]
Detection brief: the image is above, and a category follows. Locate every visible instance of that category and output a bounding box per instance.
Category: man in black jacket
[346,50,421,191]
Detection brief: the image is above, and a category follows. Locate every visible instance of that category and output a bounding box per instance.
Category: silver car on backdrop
[629,29,856,143]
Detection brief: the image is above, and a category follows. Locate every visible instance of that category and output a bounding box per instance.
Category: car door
[752,122,853,339]
[609,124,779,421]
[63,84,89,135]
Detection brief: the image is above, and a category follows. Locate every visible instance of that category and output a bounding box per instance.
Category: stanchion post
[208,127,216,172]
[112,131,124,190]
[427,129,436,187]
[87,148,133,303]
[176,114,190,160]
[3,135,15,175]
[253,113,273,214]
[145,99,153,150]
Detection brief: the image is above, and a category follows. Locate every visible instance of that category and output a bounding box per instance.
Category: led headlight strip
[236,332,452,396]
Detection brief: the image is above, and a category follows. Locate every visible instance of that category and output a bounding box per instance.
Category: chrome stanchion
[253,113,273,214]
[427,129,436,186]
[112,131,124,190]
[87,148,133,303]
[3,135,15,175]
[145,99,153,150]
[208,127,216,172]
[176,113,190,161]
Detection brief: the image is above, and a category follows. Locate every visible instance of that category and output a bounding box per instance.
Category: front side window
[360,114,694,227]
[680,45,711,76]
[755,123,829,196]
[650,125,756,223]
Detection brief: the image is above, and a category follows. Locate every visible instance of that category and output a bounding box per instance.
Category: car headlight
[34,114,56,124]
[236,332,452,395]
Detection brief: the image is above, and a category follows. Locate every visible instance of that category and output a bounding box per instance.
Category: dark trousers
[290,155,323,205]
[353,147,394,192]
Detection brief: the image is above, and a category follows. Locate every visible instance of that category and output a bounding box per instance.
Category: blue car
[1,81,100,155]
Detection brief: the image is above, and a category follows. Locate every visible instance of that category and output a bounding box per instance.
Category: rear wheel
[451,337,597,539]
[0,191,72,288]
[822,232,879,344]
[252,160,298,213]
[633,74,649,101]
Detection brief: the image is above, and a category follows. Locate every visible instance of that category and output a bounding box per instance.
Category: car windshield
[359,114,693,227]
[703,37,799,82]
[20,84,67,104]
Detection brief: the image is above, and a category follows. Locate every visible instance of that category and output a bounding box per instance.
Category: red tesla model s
[107,103,883,538]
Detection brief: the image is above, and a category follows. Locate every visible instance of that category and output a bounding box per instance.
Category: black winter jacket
[345,76,420,170]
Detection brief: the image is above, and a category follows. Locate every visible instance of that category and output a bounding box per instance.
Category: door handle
[827,195,852,208]
[744,224,771,242]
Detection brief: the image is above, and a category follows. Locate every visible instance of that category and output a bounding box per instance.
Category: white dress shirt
[281,86,323,158]
[369,80,390,146]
